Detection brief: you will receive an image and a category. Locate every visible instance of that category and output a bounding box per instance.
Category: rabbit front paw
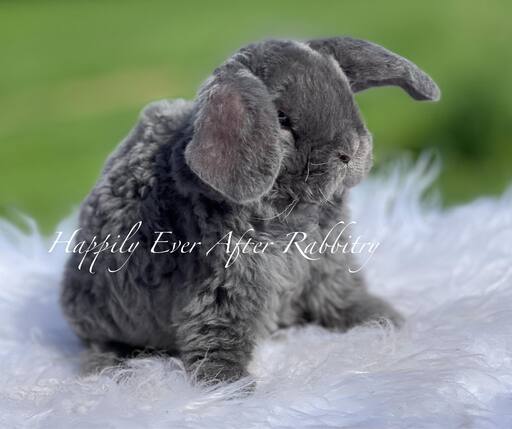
[188,358,250,385]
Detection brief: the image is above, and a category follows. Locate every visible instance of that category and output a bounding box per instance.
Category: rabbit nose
[338,153,351,164]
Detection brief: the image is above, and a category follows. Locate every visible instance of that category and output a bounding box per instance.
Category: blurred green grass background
[1,0,511,233]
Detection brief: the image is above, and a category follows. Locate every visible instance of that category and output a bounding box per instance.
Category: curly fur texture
[0,158,511,428]
[59,38,440,382]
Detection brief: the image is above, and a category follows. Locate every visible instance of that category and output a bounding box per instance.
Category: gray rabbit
[61,37,440,383]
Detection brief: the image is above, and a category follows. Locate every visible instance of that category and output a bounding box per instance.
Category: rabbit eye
[277,111,292,130]
[338,153,351,164]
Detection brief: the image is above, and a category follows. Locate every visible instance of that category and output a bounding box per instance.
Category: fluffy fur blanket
[1,157,511,428]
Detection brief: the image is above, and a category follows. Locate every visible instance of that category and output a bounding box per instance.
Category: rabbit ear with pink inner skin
[185,60,282,204]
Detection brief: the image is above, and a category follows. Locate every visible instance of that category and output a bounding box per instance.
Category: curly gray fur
[61,37,439,383]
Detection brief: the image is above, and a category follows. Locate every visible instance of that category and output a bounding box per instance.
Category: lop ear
[185,61,282,203]
[308,37,441,101]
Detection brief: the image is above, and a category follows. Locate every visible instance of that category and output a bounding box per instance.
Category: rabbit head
[185,37,440,205]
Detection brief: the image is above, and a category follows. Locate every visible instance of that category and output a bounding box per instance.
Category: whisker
[252,199,298,221]
[304,154,311,183]
[318,188,336,208]
[280,199,299,221]
[309,161,329,166]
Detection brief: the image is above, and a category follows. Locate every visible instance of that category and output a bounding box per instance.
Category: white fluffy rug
[1,157,511,429]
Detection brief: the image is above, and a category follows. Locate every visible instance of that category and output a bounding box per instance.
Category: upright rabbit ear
[308,37,441,101]
[185,60,282,203]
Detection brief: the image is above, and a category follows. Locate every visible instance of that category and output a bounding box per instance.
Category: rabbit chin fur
[0,157,511,428]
